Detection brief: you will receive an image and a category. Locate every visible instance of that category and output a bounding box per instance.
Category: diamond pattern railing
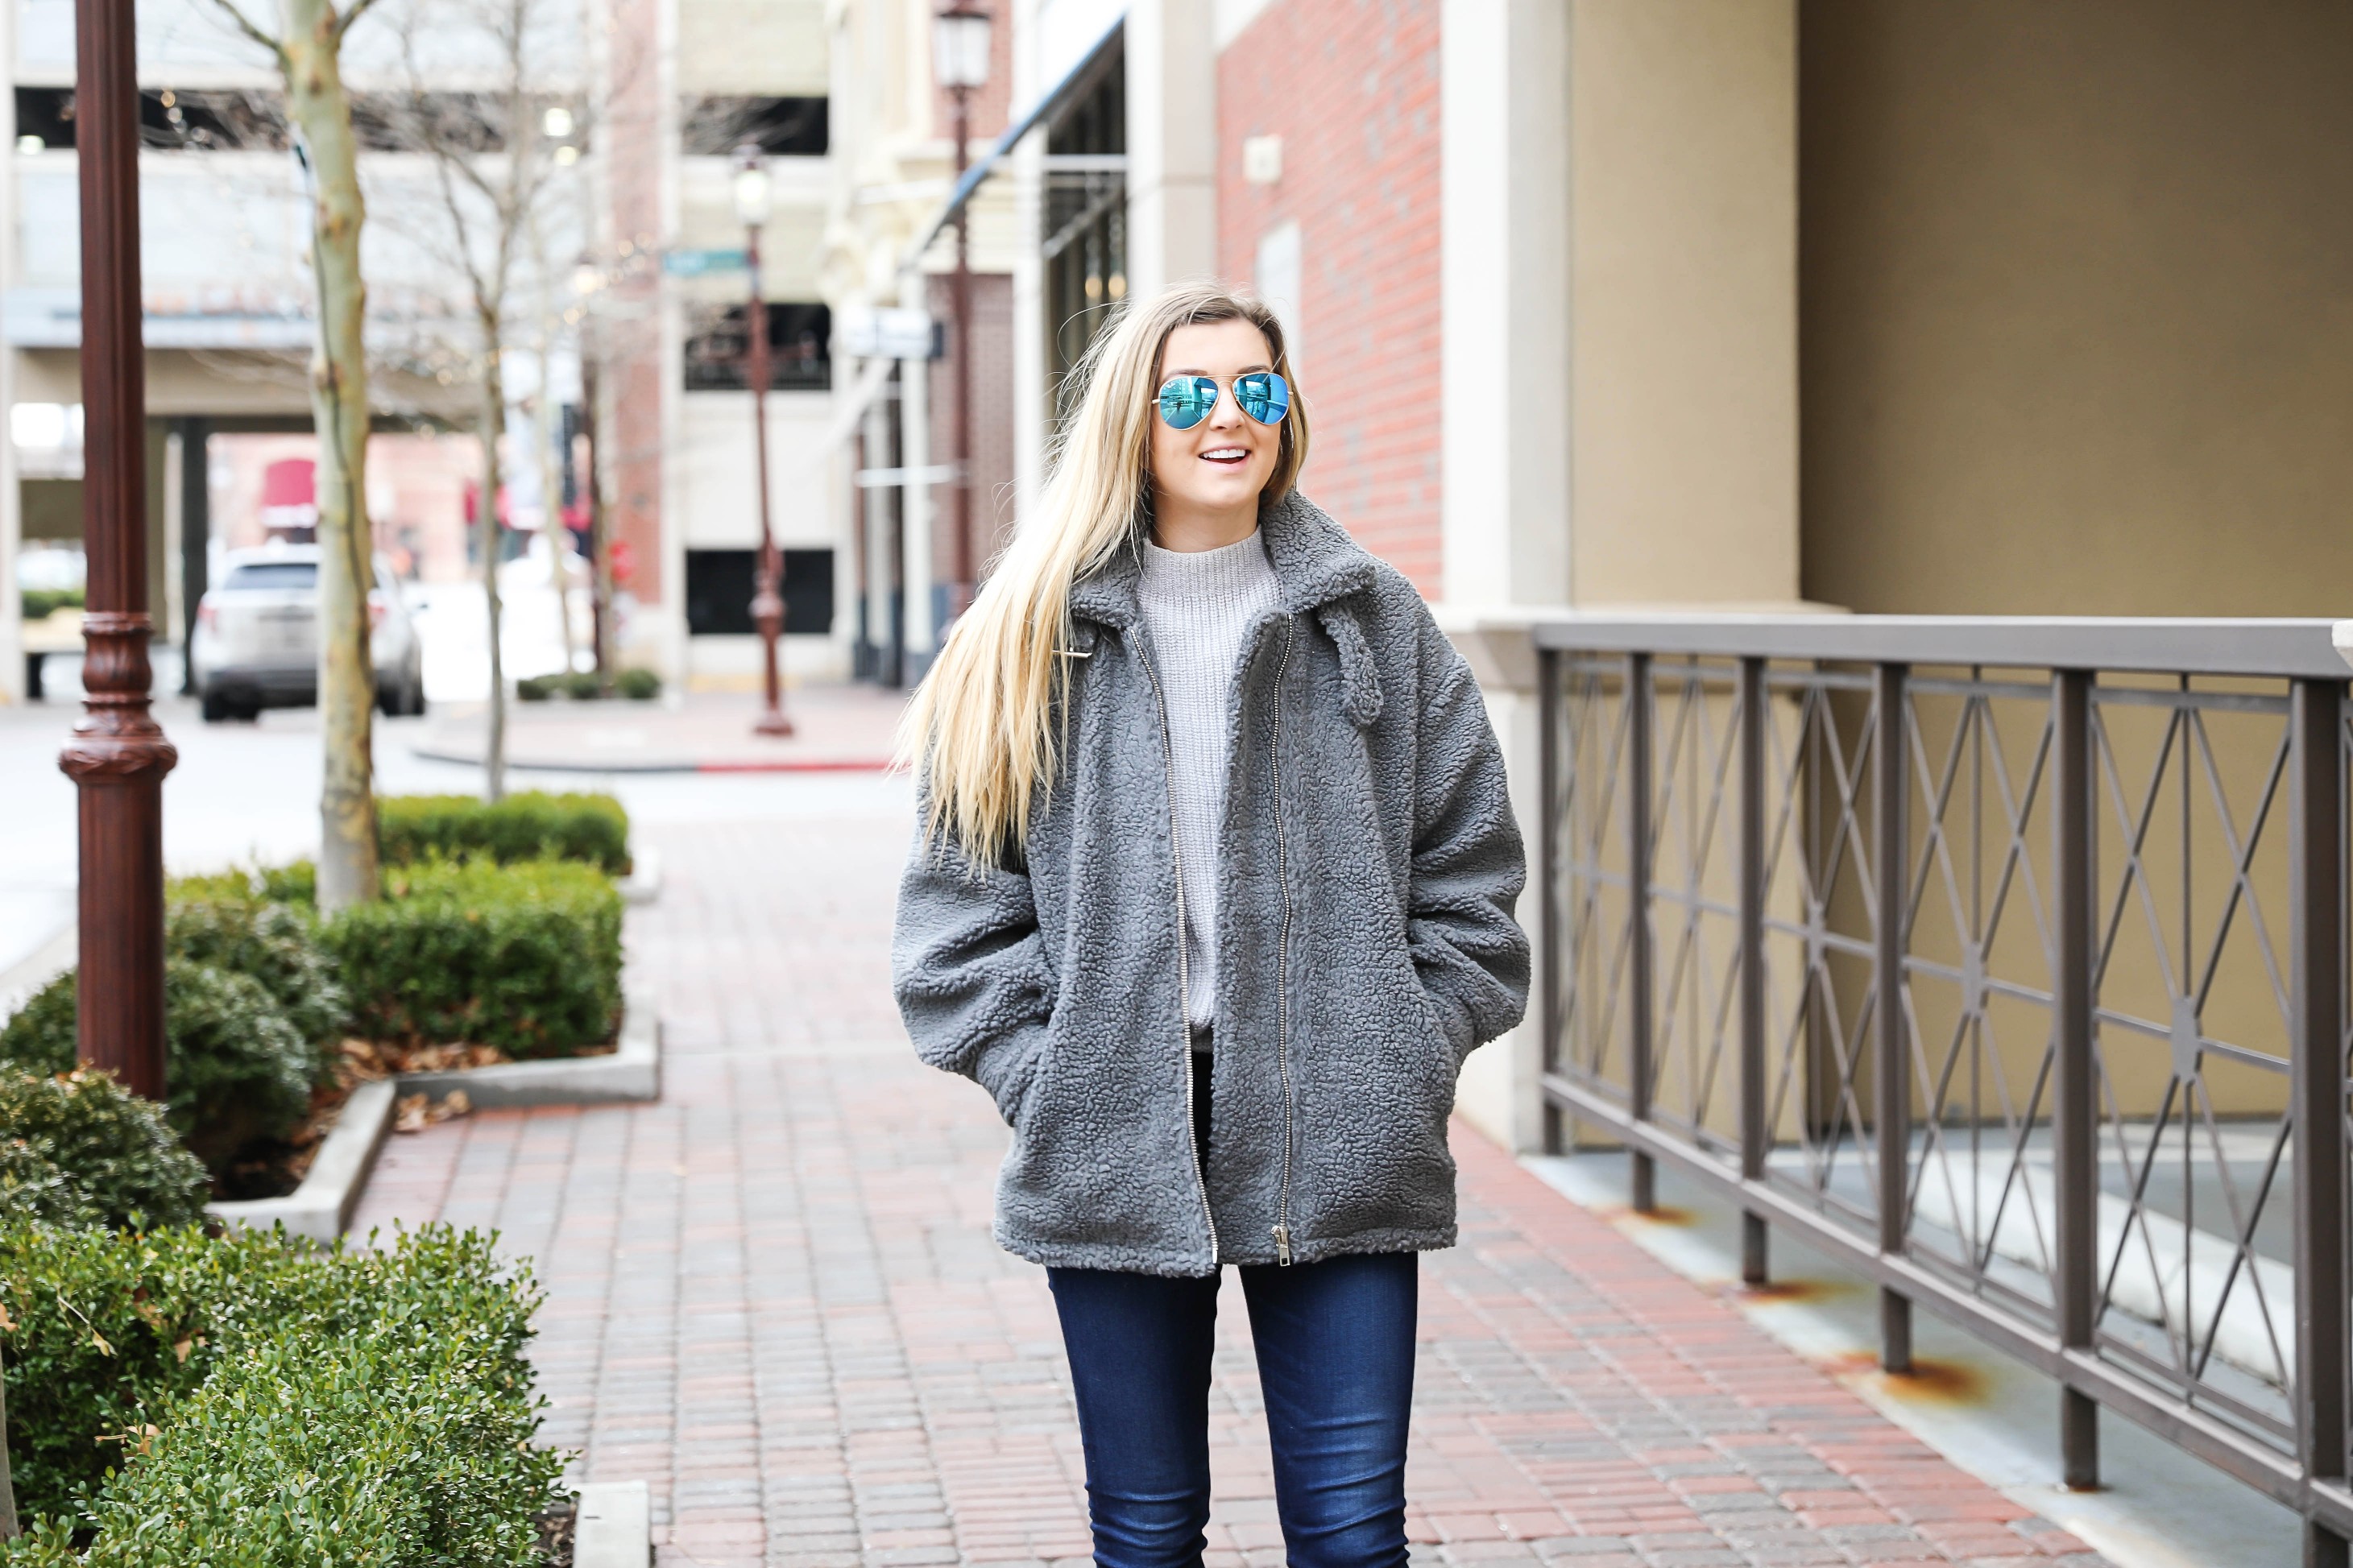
[1535,619,2353,1553]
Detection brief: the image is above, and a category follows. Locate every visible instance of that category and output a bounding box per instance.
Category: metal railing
[1534,616,2352,1559]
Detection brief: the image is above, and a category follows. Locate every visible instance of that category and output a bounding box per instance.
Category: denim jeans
[1046,1250,1418,1568]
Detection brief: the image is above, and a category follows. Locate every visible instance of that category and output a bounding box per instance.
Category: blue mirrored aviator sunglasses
[1155,371,1290,431]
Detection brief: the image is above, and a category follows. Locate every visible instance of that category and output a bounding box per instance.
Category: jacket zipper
[1132,624,1220,1262]
[1268,617,1298,1265]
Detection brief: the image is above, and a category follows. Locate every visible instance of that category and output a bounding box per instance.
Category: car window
[222,563,318,590]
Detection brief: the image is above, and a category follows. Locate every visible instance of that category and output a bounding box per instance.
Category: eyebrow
[1163,363,1274,377]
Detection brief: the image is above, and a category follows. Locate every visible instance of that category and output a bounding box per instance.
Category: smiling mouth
[1201,448,1249,465]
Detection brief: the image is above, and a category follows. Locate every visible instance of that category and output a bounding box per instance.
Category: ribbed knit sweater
[1137,531,1283,1034]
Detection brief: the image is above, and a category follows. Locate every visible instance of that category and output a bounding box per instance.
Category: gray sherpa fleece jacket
[891,490,1529,1276]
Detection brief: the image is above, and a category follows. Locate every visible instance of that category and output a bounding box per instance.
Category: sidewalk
[353,788,2111,1568]
[407,685,905,773]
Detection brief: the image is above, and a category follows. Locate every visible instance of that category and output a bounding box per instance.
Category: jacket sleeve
[1407,646,1532,1061]
[891,816,1054,1124]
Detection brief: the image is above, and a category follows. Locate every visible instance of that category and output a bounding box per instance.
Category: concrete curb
[573,1481,651,1566]
[207,986,660,1240]
[619,847,661,905]
[209,1077,397,1243]
[398,983,660,1108]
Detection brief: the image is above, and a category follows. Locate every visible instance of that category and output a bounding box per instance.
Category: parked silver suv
[190,545,426,722]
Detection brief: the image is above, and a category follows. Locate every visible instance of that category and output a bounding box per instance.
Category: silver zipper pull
[1272,1224,1293,1266]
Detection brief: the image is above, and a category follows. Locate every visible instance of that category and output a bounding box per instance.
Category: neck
[1149,488,1259,553]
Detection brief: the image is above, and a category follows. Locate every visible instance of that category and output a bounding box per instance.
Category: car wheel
[201,689,230,723]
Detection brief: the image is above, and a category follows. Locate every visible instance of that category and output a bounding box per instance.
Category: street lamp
[62,0,176,1098]
[735,143,793,736]
[933,1,991,618]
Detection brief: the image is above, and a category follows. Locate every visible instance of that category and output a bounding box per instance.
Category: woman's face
[1147,319,1282,522]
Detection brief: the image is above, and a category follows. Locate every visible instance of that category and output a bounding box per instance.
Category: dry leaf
[440,1089,473,1119]
[395,1092,431,1134]
[173,1337,193,1363]
[90,1330,114,1356]
[0,1300,17,1333]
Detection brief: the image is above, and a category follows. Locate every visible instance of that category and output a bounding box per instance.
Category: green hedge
[0,1070,209,1233]
[0,1222,564,1560]
[19,587,83,622]
[0,962,319,1175]
[328,858,622,1057]
[378,791,630,875]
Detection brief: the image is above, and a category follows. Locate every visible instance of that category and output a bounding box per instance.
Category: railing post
[2053,669,2100,1490]
[2290,677,2349,1568]
[1738,656,1769,1285]
[1628,652,1656,1213]
[1875,661,1912,1372]
[1539,645,1564,1156]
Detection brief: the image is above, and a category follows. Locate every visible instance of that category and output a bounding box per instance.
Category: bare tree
[197,0,383,910]
[2,1343,17,1539]
[367,0,590,801]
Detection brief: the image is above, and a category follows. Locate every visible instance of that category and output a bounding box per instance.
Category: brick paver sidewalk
[353,796,2108,1568]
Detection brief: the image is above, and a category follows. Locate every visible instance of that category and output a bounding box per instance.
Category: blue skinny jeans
[1046,1250,1417,1568]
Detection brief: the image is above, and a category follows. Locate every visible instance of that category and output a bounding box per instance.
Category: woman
[891,281,1528,1568]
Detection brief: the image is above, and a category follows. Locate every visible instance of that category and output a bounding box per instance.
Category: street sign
[839,305,941,361]
[662,248,749,277]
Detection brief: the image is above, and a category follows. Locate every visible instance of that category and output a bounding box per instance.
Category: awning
[897,13,1124,278]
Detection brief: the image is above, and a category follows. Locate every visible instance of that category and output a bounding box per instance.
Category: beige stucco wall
[1568,0,1800,608]
[1800,0,2353,617]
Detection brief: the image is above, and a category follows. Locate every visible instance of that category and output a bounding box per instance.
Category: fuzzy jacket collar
[1066,490,1378,630]
[1065,490,1388,727]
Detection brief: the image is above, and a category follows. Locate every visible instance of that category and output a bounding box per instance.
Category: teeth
[1203,449,1245,459]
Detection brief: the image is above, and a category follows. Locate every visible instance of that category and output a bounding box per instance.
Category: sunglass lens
[1158,376,1216,430]
[1236,372,1290,426]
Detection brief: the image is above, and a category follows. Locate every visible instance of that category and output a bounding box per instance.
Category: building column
[1438,0,1572,1155]
[1438,0,1801,1154]
[1123,0,1217,300]
[899,321,934,674]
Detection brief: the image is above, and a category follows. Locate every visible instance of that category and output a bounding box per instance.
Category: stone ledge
[207,985,660,1241]
[619,846,662,905]
[209,1076,397,1243]
[573,1481,651,1567]
[398,983,660,1108]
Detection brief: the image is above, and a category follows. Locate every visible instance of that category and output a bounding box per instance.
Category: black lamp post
[932,2,992,617]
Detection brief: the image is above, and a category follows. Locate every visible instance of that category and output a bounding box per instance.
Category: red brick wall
[1219,0,1445,597]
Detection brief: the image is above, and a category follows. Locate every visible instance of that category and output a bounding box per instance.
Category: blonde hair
[897,280,1311,865]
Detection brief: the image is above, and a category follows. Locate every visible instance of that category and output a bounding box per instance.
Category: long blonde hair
[897,280,1311,865]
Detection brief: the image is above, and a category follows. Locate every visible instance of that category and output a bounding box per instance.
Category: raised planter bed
[210,983,660,1240]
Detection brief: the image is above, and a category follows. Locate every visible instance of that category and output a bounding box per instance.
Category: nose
[1207,384,1245,431]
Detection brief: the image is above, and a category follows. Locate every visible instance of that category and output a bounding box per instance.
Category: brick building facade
[1217,0,1446,596]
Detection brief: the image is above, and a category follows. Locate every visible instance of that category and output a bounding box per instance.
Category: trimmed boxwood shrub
[164,896,346,1053]
[0,1070,209,1232]
[0,1222,564,1558]
[615,667,661,700]
[0,963,316,1175]
[327,858,622,1057]
[378,791,630,875]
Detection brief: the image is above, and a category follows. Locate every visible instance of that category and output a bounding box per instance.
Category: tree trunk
[535,376,574,673]
[582,350,615,689]
[478,336,508,802]
[2,1344,19,1539]
[283,0,379,912]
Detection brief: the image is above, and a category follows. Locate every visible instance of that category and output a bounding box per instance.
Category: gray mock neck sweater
[1137,530,1283,1033]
